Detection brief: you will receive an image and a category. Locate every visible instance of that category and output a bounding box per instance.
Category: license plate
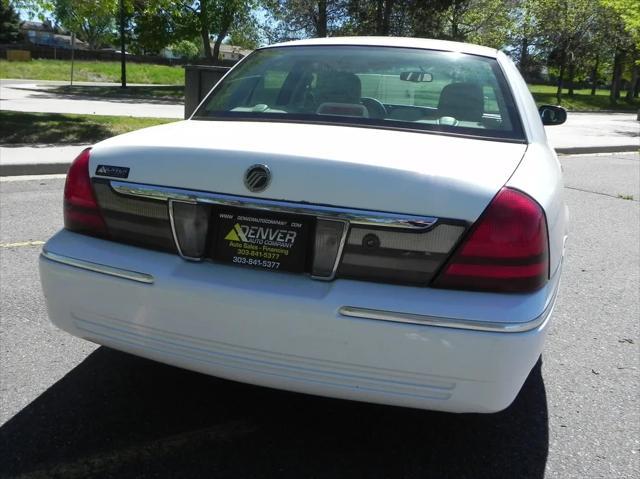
[214,209,309,273]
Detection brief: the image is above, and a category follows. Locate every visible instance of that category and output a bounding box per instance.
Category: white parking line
[0,240,46,248]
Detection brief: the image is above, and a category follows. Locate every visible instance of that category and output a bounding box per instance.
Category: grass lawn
[528,84,640,112]
[0,111,175,145]
[0,59,184,85]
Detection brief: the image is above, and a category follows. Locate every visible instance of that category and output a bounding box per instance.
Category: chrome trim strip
[168,199,204,262]
[339,285,558,333]
[111,181,438,231]
[332,220,349,278]
[41,250,154,284]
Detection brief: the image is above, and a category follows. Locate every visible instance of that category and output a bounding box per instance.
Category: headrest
[437,82,484,122]
[315,71,362,104]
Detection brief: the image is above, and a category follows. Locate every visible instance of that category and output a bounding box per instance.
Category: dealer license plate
[214,209,310,273]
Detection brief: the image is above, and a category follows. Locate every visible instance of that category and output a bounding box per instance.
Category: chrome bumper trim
[111,181,438,231]
[41,250,154,284]
[339,285,558,333]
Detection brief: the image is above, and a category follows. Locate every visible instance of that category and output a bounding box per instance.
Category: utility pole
[119,0,126,88]
[70,33,75,86]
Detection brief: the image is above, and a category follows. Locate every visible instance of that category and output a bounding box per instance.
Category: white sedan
[40,37,568,413]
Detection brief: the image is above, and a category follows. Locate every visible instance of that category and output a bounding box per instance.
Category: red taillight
[432,188,549,293]
[63,148,108,237]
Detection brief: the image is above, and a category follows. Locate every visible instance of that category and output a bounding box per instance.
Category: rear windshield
[194,45,525,142]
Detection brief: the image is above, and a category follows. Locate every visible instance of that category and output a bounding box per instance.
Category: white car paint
[39,37,567,413]
[267,36,501,60]
[40,229,558,413]
[90,120,527,222]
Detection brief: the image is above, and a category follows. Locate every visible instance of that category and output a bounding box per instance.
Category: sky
[17,6,53,22]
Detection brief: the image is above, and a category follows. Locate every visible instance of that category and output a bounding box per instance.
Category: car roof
[263,36,499,59]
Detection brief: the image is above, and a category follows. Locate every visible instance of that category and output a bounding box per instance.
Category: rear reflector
[432,188,549,293]
[337,223,466,285]
[64,148,108,237]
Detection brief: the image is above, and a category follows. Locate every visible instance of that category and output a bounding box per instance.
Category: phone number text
[232,256,281,269]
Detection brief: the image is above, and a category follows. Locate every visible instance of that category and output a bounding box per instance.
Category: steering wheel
[361,97,387,119]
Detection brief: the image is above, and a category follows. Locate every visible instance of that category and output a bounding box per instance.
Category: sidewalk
[0,79,183,119]
[547,112,639,154]
[0,145,87,176]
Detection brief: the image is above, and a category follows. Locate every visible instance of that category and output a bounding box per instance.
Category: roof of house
[215,43,253,57]
[265,36,499,58]
[53,34,88,47]
[20,21,55,32]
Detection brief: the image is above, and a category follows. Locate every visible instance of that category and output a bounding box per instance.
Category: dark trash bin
[183,65,230,118]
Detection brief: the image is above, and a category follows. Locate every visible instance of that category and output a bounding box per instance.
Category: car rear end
[39,39,565,413]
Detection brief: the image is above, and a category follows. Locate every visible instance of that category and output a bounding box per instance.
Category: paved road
[0,79,183,119]
[0,153,638,478]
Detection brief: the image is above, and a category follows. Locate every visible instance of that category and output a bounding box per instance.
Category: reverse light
[432,188,549,293]
[312,219,347,278]
[64,148,109,237]
[170,201,211,259]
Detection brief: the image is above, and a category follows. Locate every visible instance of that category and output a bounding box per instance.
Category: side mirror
[400,71,433,83]
[539,105,567,126]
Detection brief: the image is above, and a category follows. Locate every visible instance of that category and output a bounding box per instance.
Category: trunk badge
[95,165,130,179]
[244,164,271,193]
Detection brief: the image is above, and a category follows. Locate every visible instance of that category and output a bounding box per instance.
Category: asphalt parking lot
[1,152,638,479]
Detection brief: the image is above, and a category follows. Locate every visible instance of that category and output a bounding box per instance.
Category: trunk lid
[90,120,527,222]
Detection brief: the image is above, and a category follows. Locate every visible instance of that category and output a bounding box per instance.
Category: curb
[555,145,638,155]
[1,146,638,177]
[0,162,70,177]
[559,110,639,114]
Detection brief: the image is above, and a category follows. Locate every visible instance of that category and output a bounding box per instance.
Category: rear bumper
[39,230,560,413]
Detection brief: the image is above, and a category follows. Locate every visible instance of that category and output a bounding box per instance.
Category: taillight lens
[64,148,108,237]
[432,188,549,293]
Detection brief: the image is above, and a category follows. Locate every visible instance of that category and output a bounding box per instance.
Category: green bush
[167,40,200,60]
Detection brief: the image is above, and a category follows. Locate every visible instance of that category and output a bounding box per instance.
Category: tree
[532,0,600,103]
[0,0,22,43]
[342,0,513,46]
[394,0,456,39]
[51,0,118,50]
[346,0,396,35]
[601,0,640,100]
[506,0,543,82]
[168,38,200,58]
[601,0,640,48]
[12,0,119,46]
[263,0,348,40]
[227,16,261,49]
[12,0,119,49]
[177,1,255,61]
[439,0,514,47]
[129,0,179,55]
